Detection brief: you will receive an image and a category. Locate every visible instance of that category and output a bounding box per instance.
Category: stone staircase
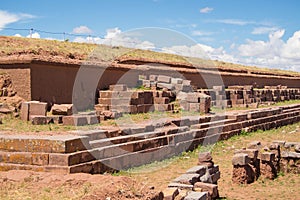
[0,104,300,174]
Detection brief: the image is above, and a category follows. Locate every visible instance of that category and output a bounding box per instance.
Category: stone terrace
[0,104,300,174]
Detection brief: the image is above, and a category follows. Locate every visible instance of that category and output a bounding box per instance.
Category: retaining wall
[0,104,299,174]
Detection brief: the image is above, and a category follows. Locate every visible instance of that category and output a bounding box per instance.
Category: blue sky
[1,0,300,71]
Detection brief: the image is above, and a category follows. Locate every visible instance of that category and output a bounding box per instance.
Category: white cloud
[252,27,279,35]
[72,25,93,34]
[212,19,256,26]
[26,32,40,38]
[192,30,214,36]
[0,10,35,30]
[14,33,22,37]
[236,29,300,71]
[200,7,214,14]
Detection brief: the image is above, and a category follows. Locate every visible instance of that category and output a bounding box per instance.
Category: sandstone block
[51,104,73,116]
[194,182,219,199]
[157,75,171,83]
[20,102,30,121]
[62,115,88,126]
[184,191,208,200]
[232,153,250,166]
[260,152,275,162]
[173,173,200,185]
[109,84,127,91]
[29,101,47,116]
[162,187,179,200]
[30,115,47,125]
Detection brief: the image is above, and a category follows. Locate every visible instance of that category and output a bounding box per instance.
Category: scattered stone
[51,104,73,115]
[295,145,300,153]
[186,165,206,176]
[162,187,179,200]
[184,191,208,200]
[173,173,200,185]
[194,182,219,199]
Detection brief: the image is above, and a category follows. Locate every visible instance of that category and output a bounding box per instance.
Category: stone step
[0,134,90,153]
[190,118,236,129]
[69,130,108,140]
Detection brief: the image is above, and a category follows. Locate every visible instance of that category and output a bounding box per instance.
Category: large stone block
[30,115,47,125]
[184,191,208,200]
[173,173,200,185]
[51,104,73,116]
[194,182,219,199]
[29,101,47,116]
[162,187,179,200]
[20,102,30,121]
[62,115,88,126]
[109,84,127,91]
[232,153,250,166]
[157,75,171,83]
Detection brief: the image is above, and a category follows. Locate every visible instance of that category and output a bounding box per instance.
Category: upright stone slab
[184,191,208,200]
[20,102,30,121]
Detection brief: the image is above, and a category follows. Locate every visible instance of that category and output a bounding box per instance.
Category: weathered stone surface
[260,152,275,162]
[234,149,258,161]
[51,104,73,115]
[29,101,47,116]
[186,165,206,176]
[198,152,212,163]
[232,165,255,184]
[295,145,300,153]
[173,173,200,185]
[232,153,250,166]
[281,151,300,159]
[109,84,127,91]
[157,75,171,83]
[30,115,47,125]
[184,191,208,200]
[162,187,179,200]
[168,182,194,190]
[20,102,29,121]
[194,182,219,199]
[62,115,88,126]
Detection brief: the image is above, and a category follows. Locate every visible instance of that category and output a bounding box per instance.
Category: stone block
[260,152,275,162]
[32,153,49,166]
[234,149,258,160]
[173,173,200,185]
[153,97,170,104]
[157,75,171,83]
[162,187,179,200]
[232,153,250,166]
[168,183,194,190]
[109,84,127,91]
[186,165,206,176]
[171,78,183,84]
[184,191,208,200]
[62,115,88,126]
[149,75,157,81]
[157,82,174,90]
[189,103,200,112]
[51,104,73,116]
[198,152,213,163]
[194,182,219,199]
[182,80,191,86]
[30,115,47,125]
[20,102,30,121]
[86,115,99,125]
[29,101,47,116]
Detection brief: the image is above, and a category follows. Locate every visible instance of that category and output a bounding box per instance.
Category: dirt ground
[0,170,160,200]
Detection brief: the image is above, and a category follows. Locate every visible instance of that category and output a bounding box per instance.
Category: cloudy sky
[1,0,300,71]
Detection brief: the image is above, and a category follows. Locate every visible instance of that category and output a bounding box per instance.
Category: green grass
[1,36,300,77]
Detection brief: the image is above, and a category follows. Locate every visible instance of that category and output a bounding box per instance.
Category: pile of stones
[162,152,220,200]
[232,140,300,184]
